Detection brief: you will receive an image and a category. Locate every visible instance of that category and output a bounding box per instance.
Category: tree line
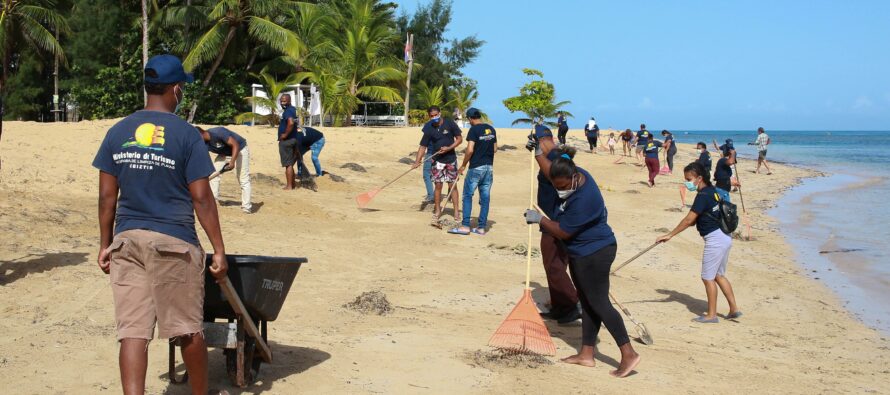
[0,0,483,128]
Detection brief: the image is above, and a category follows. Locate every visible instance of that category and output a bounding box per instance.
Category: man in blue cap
[93,54,227,395]
[451,108,496,235]
[278,94,300,190]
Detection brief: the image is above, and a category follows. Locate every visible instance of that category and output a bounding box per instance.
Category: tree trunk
[142,0,149,106]
[187,24,237,123]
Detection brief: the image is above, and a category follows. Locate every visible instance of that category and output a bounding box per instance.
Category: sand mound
[253,173,285,187]
[465,349,553,370]
[340,163,367,173]
[397,157,414,165]
[343,291,393,315]
[499,145,517,151]
[664,207,684,212]
[625,190,641,194]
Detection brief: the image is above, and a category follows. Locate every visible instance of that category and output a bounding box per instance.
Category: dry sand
[1,121,888,394]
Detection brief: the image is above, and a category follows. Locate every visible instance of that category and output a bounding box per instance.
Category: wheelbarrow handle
[219,277,273,363]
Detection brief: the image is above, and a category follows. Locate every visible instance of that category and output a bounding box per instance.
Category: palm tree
[510,101,573,128]
[170,0,306,122]
[298,0,404,126]
[413,80,445,110]
[234,68,300,126]
[0,0,68,141]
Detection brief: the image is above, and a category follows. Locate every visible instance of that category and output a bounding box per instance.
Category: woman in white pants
[656,162,741,323]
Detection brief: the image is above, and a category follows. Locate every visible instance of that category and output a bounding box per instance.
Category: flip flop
[471,228,487,236]
[727,311,743,319]
[448,227,470,235]
[692,316,719,323]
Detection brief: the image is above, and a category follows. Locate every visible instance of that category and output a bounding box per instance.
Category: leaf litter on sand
[343,291,393,315]
[465,349,553,369]
[340,162,367,172]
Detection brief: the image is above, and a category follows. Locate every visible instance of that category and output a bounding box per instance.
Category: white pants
[210,147,252,212]
[701,229,732,280]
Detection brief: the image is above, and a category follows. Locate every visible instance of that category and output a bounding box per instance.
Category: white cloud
[852,96,874,110]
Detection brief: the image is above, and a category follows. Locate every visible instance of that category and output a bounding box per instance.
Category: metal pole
[403,33,413,126]
[53,28,60,122]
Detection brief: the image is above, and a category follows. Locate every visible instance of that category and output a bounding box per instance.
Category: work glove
[222,162,235,172]
[525,133,542,156]
[524,209,543,224]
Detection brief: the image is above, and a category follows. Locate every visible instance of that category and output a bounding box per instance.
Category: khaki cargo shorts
[107,229,205,340]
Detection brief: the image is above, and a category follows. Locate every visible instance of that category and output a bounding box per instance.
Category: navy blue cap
[144,54,194,84]
[466,107,482,118]
[725,138,733,144]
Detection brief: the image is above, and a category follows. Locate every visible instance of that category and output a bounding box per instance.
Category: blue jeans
[462,165,493,228]
[422,152,434,200]
[298,137,325,177]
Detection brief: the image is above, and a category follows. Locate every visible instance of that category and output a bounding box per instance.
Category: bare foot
[282,185,294,190]
[560,354,596,367]
[610,352,641,378]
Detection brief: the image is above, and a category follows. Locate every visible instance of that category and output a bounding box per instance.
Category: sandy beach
[1,121,888,394]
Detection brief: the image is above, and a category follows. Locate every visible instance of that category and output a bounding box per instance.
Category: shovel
[609,291,654,345]
[208,164,234,180]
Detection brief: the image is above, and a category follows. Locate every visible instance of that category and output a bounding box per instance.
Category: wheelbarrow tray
[204,255,307,322]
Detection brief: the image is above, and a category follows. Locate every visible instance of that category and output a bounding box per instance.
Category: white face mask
[557,174,579,199]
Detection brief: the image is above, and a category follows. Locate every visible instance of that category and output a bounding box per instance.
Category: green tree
[298,0,404,126]
[234,68,299,126]
[396,0,483,96]
[169,0,305,122]
[413,80,445,110]
[503,68,572,127]
[0,0,68,139]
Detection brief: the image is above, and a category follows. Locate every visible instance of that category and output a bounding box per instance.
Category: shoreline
[1,122,888,393]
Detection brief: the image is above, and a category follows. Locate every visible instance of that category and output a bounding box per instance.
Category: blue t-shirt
[553,168,617,257]
[585,124,599,137]
[714,157,732,182]
[420,119,462,163]
[636,130,651,145]
[557,115,567,128]
[206,127,247,156]
[664,134,676,151]
[719,143,734,157]
[466,123,497,168]
[644,140,662,158]
[278,105,298,140]
[691,186,723,237]
[92,110,215,246]
[295,127,324,151]
[537,150,561,219]
[697,151,712,171]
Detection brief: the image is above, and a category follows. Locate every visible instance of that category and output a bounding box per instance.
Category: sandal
[692,316,719,323]
[448,227,470,235]
[471,228,487,236]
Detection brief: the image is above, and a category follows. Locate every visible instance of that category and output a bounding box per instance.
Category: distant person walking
[92,54,227,395]
[294,126,326,178]
[621,129,634,156]
[607,133,617,155]
[695,142,712,173]
[413,106,463,223]
[557,111,570,145]
[713,149,736,196]
[525,124,581,324]
[198,126,252,213]
[749,127,772,175]
[524,151,640,377]
[452,108,496,235]
[643,135,663,187]
[635,124,651,163]
[584,117,599,152]
[278,93,300,190]
[658,162,741,324]
[661,130,677,174]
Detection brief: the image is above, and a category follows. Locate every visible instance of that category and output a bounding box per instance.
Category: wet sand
[1,122,888,394]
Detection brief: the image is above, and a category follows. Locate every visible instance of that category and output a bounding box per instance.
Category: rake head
[636,323,654,345]
[355,188,380,209]
[488,289,556,356]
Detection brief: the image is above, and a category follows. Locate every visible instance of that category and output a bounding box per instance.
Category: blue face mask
[431,115,441,123]
[684,181,698,191]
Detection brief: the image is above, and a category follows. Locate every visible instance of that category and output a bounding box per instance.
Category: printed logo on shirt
[122,123,166,151]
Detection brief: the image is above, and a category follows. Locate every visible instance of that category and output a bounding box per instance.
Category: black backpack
[706,190,739,235]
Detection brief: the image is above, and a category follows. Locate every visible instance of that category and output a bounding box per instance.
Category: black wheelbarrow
[168,254,307,388]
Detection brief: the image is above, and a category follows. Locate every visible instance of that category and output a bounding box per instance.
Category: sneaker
[242,207,252,214]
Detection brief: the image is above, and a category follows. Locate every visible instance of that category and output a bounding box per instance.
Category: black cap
[466,107,482,119]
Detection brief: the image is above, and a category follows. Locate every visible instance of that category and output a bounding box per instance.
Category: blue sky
[393,0,890,130]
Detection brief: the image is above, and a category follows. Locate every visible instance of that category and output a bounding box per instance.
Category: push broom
[355,153,437,209]
[487,147,557,356]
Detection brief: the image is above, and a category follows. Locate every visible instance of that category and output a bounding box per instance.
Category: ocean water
[672,130,890,333]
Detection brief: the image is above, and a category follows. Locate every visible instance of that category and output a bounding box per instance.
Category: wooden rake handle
[219,277,272,363]
[610,243,659,275]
